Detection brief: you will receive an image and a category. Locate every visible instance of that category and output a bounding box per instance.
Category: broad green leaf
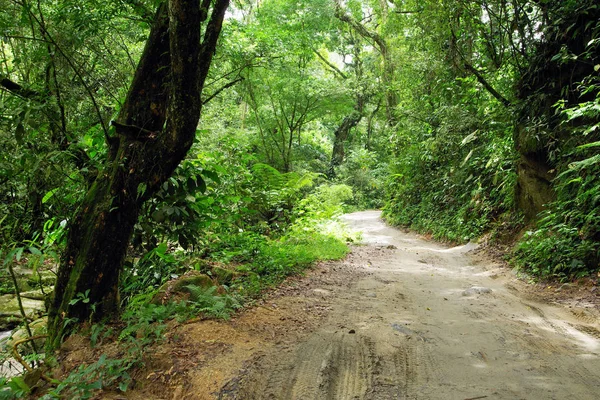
[577,141,600,150]
[42,188,59,204]
[8,376,30,394]
[137,183,147,199]
[28,246,42,256]
[202,170,221,184]
[15,247,24,262]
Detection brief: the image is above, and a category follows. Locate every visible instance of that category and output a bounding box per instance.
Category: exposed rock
[27,270,56,287]
[0,358,24,378]
[555,283,573,292]
[0,316,21,331]
[20,287,53,301]
[515,154,555,221]
[8,317,48,354]
[391,323,416,336]
[23,368,43,388]
[151,271,215,305]
[3,267,56,296]
[514,3,600,222]
[0,295,46,330]
[313,288,332,296]
[211,266,241,285]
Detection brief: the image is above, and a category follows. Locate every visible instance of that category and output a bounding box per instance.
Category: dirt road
[222,210,600,400]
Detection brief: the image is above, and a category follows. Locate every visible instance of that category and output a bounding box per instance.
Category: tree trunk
[334,2,396,126]
[328,111,362,177]
[48,0,229,349]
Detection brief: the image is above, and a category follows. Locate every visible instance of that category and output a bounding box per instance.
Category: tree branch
[110,120,158,141]
[449,27,512,108]
[0,75,41,100]
[334,2,387,54]
[312,48,347,79]
[123,0,155,23]
[463,63,512,107]
[198,0,230,93]
[202,76,244,104]
[394,9,423,14]
[23,7,111,140]
[386,0,423,14]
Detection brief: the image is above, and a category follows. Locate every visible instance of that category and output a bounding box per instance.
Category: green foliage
[337,149,386,209]
[199,227,349,296]
[247,163,318,230]
[258,233,348,277]
[119,302,181,343]
[513,6,600,278]
[41,355,134,400]
[121,242,180,303]
[134,157,222,251]
[230,232,349,295]
[375,0,526,243]
[0,0,145,250]
[4,0,598,376]
[42,282,243,398]
[0,376,30,399]
[185,285,241,319]
[296,184,353,221]
[178,179,354,295]
[515,97,600,278]
[384,104,517,242]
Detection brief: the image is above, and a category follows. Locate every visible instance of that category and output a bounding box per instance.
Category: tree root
[11,335,55,383]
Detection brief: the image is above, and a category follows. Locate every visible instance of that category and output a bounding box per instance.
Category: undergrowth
[14,177,355,399]
[513,49,600,279]
[383,119,517,244]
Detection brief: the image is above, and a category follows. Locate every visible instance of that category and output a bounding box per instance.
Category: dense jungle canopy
[0,0,599,394]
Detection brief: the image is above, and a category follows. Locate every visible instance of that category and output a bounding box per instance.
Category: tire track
[367,337,437,400]
[230,332,376,399]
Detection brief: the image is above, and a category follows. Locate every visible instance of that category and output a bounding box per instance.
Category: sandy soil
[75,210,600,400]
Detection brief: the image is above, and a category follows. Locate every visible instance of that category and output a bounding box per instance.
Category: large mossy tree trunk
[48,0,230,349]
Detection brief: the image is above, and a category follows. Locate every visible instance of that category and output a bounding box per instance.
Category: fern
[252,163,285,190]
[184,284,241,319]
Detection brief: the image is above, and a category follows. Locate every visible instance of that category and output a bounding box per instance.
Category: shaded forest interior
[0,0,599,397]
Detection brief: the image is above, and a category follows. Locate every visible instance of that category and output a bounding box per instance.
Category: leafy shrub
[121,242,182,304]
[296,183,353,221]
[383,109,517,243]
[247,163,318,231]
[337,148,387,209]
[185,285,241,319]
[512,6,600,278]
[41,355,134,399]
[133,156,223,251]
[0,376,30,399]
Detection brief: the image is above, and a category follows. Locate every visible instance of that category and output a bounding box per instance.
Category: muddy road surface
[223,211,600,400]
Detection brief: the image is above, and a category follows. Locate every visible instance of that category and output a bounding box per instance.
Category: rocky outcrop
[0,295,46,330]
[514,154,555,221]
[151,271,215,305]
[6,317,48,354]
